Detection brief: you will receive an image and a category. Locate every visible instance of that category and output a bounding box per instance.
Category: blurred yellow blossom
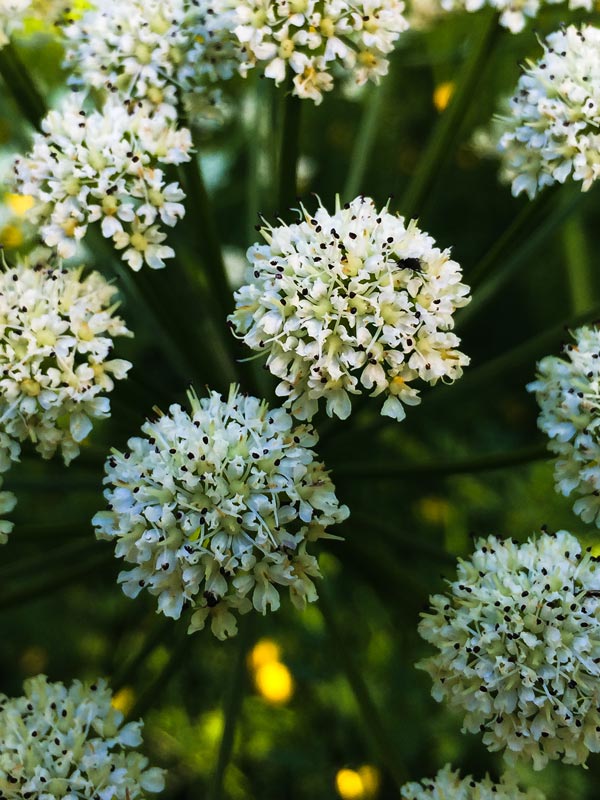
[5,193,35,217]
[255,661,294,705]
[248,638,281,670]
[111,685,136,715]
[433,81,455,112]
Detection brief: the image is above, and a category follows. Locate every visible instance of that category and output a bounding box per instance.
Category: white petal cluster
[495,24,600,198]
[401,765,544,800]
[13,93,192,270]
[528,326,600,527]
[0,0,31,46]
[92,385,349,640]
[418,531,600,770]
[0,476,16,544]
[0,675,165,800]
[235,0,409,103]
[230,196,470,422]
[439,0,591,33]
[0,256,132,466]
[64,0,243,120]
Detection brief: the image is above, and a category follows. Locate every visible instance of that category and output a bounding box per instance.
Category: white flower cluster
[496,24,600,198]
[0,256,132,466]
[236,0,409,103]
[0,0,31,46]
[93,385,349,640]
[0,675,165,800]
[64,0,242,119]
[418,531,600,770]
[230,196,470,422]
[13,93,192,270]
[439,0,591,33]
[0,475,16,544]
[401,765,545,800]
[528,326,600,527]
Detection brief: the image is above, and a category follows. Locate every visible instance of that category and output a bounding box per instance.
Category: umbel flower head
[235,0,409,103]
[417,530,600,770]
[0,675,165,800]
[64,0,243,120]
[528,325,600,527]
[0,476,16,544]
[495,24,600,198]
[401,764,545,800]
[0,254,132,466]
[93,385,349,640]
[13,93,192,270]
[229,196,470,422]
[0,0,71,47]
[437,0,591,34]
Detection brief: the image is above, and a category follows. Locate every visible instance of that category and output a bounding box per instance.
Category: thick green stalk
[563,209,593,314]
[207,622,252,800]
[319,588,408,791]
[331,443,550,480]
[277,78,302,214]
[0,41,46,129]
[400,11,499,219]
[458,188,582,329]
[343,80,388,201]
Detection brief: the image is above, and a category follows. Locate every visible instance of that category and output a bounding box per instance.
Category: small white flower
[494,24,600,197]
[0,474,16,544]
[0,675,165,800]
[528,325,600,527]
[229,196,470,422]
[418,530,600,770]
[234,0,409,103]
[0,253,132,466]
[438,0,592,32]
[64,0,244,119]
[13,93,192,270]
[0,0,70,46]
[93,385,349,640]
[401,764,545,800]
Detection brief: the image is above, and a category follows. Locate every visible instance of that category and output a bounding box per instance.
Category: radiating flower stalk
[0,1,598,798]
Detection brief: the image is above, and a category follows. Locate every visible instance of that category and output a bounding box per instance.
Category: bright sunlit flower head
[528,325,600,527]
[235,0,409,103]
[93,385,349,640]
[230,196,470,422]
[401,765,544,800]
[13,93,192,270]
[0,675,165,800]
[418,530,600,770]
[64,0,243,120]
[0,254,132,467]
[495,24,600,197]
[438,0,591,33]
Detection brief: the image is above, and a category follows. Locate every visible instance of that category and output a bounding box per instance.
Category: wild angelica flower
[64,0,243,120]
[93,385,349,640]
[229,196,470,422]
[528,326,600,527]
[438,0,591,33]
[13,93,191,270]
[0,476,16,544]
[418,530,600,770]
[0,255,132,467]
[495,24,600,198]
[401,765,545,800]
[0,675,165,800]
[235,0,409,104]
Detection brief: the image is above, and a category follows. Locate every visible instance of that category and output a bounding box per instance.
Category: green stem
[319,588,408,791]
[400,11,499,219]
[0,552,112,611]
[458,188,582,329]
[207,622,252,800]
[563,208,592,314]
[331,443,550,480]
[111,616,173,692]
[277,78,302,214]
[0,41,46,129]
[343,81,387,201]
[0,538,99,581]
